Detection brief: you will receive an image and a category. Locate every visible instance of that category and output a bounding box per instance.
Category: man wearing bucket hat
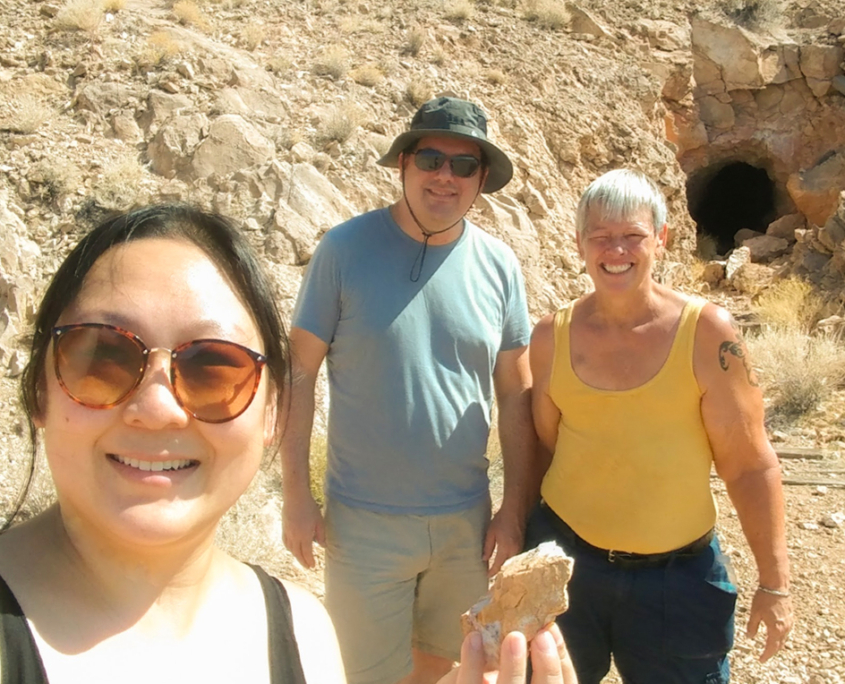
[282,97,536,684]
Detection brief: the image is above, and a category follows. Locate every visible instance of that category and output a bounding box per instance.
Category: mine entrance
[687,162,777,256]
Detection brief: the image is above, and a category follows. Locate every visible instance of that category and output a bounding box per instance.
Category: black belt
[540,501,714,569]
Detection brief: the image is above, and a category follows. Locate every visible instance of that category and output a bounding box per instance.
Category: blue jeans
[525,503,737,684]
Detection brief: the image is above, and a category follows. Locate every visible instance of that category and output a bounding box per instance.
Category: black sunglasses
[410,148,482,179]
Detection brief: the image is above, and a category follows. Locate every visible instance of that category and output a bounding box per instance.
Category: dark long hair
[5,204,289,531]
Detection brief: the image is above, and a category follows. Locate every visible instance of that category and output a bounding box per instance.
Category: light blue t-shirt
[292,208,531,514]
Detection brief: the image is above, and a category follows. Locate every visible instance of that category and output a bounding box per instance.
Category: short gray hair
[575,169,667,238]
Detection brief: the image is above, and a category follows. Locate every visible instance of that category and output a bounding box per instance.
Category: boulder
[272,200,323,265]
[284,162,357,233]
[190,115,275,179]
[735,228,763,246]
[741,234,790,262]
[76,82,138,115]
[787,156,845,228]
[766,214,804,242]
[111,113,143,143]
[730,262,774,294]
[147,113,208,179]
[691,19,763,92]
[702,260,726,286]
[725,245,751,280]
[144,91,194,132]
[698,95,735,130]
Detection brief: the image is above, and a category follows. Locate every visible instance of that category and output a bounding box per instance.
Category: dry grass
[522,0,571,29]
[267,53,294,76]
[239,22,267,51]
[720,0,783,30]
[339,16,384,34]
[27,159,81,202]
[695,231,719,261]
[92,157,146,212]
[137,31,185,68]
[405,78,433,107]
[318,103,363,144]
[308,434,328,506]
[430,45,447,66]
[484,68,508,85]
[312,45,349,81]
[403,26,426,56]
[103,0,125,11]
[0,92,51,134]
[350,64,383,87]
[172,0,211,30]
[753,277,825,333]
[747,328,845,421]
[443,0,475,21]
[55,0,105,32]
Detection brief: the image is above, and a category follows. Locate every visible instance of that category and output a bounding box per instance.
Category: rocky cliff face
[0,0,843,376]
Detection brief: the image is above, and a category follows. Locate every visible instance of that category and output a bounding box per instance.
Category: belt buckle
[607,549,617,563]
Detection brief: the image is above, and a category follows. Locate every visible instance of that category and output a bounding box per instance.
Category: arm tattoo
[718,340,759,387]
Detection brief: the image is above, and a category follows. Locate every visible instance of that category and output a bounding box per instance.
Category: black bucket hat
[377,97,513,193]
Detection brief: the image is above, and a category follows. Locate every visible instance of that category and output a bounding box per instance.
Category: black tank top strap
[248,565,308,684]
[0,573,49,684]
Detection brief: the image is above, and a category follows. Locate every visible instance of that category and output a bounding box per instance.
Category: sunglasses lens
[413,149,446,172]
[55,326,145,408]
[172,341,262,423]
[450,156,480,178]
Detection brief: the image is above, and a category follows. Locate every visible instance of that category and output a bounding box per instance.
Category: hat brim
[377,128,513,193]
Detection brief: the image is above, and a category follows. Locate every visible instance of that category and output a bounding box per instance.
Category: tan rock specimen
[461,542,574,669]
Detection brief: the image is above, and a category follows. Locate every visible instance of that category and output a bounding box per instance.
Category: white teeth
[113,454,194,472]
[603,263,632,274]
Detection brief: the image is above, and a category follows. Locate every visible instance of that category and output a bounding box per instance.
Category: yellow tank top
[540,297,717,554]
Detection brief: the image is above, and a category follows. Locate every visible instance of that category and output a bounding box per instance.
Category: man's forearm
[496,388,538,521]
[280,371,318,500]
[725,465,790,589]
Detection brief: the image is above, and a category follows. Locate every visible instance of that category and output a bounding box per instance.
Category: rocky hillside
[1,0,844,681]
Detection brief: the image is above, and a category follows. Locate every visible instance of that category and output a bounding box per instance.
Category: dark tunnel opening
[688,162,777,256]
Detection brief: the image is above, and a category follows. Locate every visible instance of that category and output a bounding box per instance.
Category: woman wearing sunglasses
[0,204,574,684]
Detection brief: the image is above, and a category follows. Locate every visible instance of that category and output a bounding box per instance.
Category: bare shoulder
[282,580,347,684]
[531,312,556,346]
[694,302,759,390]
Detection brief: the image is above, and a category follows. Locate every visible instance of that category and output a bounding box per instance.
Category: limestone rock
[691,19,763,93]
[461,542,574,669]
[725,246,751,281]
[76,82,137,115]
[147,113,208,179]
[702,260,726,286]
[190,115,275,179]
[284,162,357,233]
[111,113,143,143]
[787,153,845,227]
[144,91,194,132]
[767,214,804,242]
[730,262,774,294]
[742,234,790,262]
[567,4,610,39]
[735,228,763,246]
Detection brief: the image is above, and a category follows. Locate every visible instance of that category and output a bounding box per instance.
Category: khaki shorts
[324,496,491,684]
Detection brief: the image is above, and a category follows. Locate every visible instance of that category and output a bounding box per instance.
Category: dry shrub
[172,0,211,30]
[522,0,570,29]
[92,157,146,212]
[239,21,267,50]
[350,64,383,87]
[27,159,81,202]
[405,78,433,107]
[404,26,426,55]
[318,103,363,144]
[308,434,328,506]
[485,68,508,85]
[444,0,475,21]
[747,328,845,421]
[312,45,349,80]
[430,45,447,66]
[267,54,294,76]
[137,31,185,68]
[339,16,384,34]
[720,0,782,30]
[754,277,825,333]
[0,93,51,134]
[56,0,105,32]
[695,231,719,261]
[103,0,125,11]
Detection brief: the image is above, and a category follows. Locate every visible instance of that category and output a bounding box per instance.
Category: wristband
[756,585,789,598]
